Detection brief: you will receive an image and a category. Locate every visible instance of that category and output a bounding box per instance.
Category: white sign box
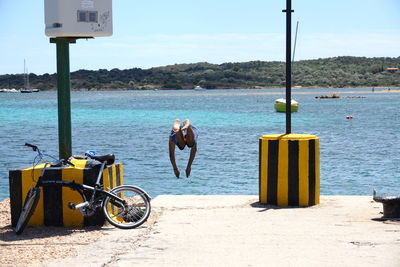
[45,0,112,37]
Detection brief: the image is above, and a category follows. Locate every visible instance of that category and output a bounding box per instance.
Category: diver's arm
[169,138,180,178]
[186,144,197,177]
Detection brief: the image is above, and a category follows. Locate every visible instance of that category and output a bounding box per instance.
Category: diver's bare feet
[173,119,181,133]
[181,119,190,131]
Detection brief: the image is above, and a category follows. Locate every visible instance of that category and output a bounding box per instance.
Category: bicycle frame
[33,160,127,210]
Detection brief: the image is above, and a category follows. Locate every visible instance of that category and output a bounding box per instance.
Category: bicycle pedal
[68,202,76,210]
[75,201,89,210]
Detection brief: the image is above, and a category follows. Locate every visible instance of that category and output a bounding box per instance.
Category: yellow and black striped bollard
[259,134,320,206]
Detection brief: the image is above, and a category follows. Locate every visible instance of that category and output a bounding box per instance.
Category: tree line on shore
[1,56,399,91]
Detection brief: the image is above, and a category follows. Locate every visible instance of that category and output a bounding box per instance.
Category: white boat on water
[20,88,39,93]
[194,85,206,90]
[274,98,299,112]
[0,88,19,93]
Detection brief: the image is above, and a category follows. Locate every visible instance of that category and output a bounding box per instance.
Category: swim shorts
[170,124,198,150]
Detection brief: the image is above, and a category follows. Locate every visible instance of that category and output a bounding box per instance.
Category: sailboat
[20,60,39,93]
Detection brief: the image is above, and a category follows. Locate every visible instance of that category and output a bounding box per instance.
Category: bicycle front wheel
[15,187,41,235]
[102,185,151,229]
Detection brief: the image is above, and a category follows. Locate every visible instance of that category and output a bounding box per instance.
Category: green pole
[50,37,76,159]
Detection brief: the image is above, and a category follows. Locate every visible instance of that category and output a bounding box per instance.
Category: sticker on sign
[81,0,94,9]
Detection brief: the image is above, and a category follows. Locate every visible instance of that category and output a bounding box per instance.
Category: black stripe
[108,166,113,188]
[9,170,22,227]
[259,139,262,203]
[83,166,97,187]
[43,169,63,226]
[83,168,94,226]
[83,167,105,226]
[84,159,90,169]
[109,165,115,215]
[116,163,121,187]
[288,140,299,206]
[267,140,279,205]
[308,140,316,206]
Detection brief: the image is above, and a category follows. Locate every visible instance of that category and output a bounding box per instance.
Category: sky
[0,0,399,75]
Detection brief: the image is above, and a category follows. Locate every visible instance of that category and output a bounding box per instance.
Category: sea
[1,88,399,201]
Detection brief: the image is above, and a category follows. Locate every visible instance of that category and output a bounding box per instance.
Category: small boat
[20,88,33,93]
[274,98,299,112]
[194,85,205,90]
[0,88,19,93]
[315,94,340,99]
[20,88,39,93]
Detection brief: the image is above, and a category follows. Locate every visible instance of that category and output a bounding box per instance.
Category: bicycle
[15,143,151,234]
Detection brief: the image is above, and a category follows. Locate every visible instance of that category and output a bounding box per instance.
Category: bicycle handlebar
[24,143,75,167]
[25,143,38,151]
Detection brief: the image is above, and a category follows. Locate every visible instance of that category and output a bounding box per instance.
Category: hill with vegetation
[1,56,399,91]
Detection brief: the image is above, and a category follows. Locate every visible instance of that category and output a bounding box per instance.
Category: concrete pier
[46,195,400,267]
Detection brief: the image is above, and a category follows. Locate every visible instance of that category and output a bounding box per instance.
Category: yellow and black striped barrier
[9,158,123,227]
[259,134,320,206]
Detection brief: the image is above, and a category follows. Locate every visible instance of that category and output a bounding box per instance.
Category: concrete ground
[47,195,400,267]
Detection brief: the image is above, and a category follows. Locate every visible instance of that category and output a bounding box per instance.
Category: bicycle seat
[89,154,115,165]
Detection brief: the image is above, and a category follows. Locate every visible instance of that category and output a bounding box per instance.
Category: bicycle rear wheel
[15,187,41,235]
[102,185,151,229]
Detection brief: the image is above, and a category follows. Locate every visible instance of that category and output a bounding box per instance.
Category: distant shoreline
[2,86,399,97]
[1,57,399,91]
[24,86,400,92]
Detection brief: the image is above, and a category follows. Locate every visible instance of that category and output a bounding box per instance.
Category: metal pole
[282,0,293,134]
[50,37,76,159]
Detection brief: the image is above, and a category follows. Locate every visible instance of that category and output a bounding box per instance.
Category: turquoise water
[1,88,399,200]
